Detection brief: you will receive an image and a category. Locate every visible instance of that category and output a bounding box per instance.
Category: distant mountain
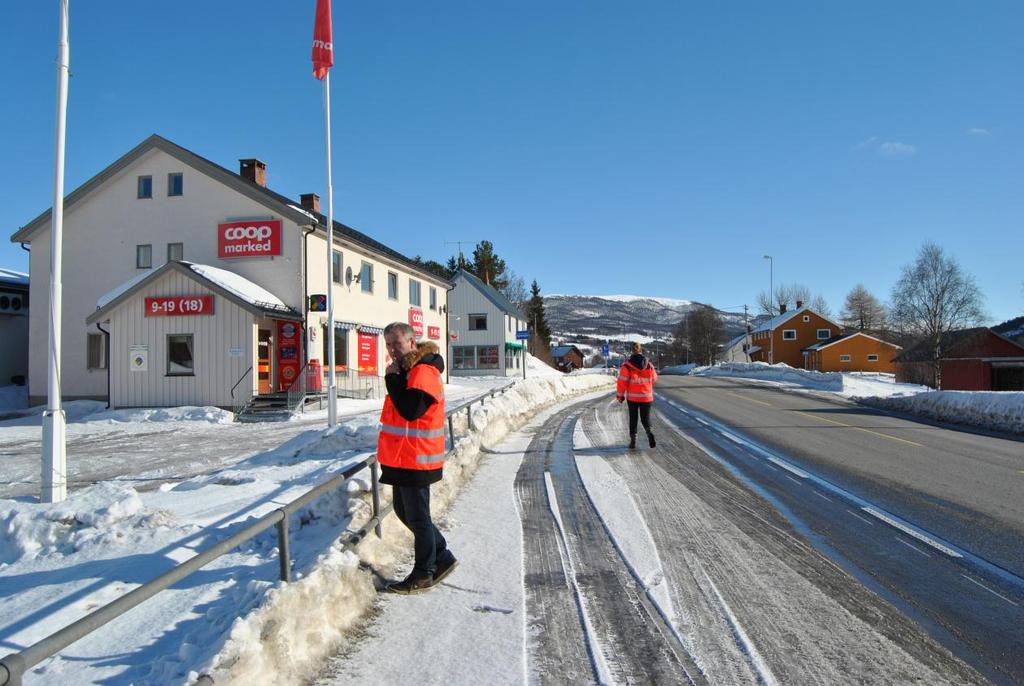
[543,294,760,343]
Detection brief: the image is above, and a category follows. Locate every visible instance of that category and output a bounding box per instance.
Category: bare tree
[668,319,690,364]
[757,283,817,316]
[810,294,832,319]
[499,270,529,309]
[840,284,887,332]
[890,243,986,387]
[684,305,725,366]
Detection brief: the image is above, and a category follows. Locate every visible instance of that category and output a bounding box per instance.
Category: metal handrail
[229,366,253,415]
[0,378,520,686]
[285,361,313,411]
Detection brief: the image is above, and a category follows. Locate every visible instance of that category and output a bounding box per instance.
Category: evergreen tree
[411,255,455,280]
[471,240,508,289]
[446,256,461,275]
[526,279,552,355]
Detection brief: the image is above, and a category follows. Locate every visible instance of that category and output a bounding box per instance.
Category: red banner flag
[311,0,333,80]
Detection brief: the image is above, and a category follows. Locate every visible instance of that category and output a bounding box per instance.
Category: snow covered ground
[0,365,614,684]
[684,362,1023,435]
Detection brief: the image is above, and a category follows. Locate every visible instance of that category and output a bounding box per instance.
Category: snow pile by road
[858,391,1024,435]
[207,371,614,685]
[85,406,236,425]
[661,363,696,375]
[696,362,845,392]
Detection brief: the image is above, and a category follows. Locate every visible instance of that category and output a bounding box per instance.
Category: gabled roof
[893,327,1024,362]
[11,134,451,287]
[551,345,582,358]
[751,305,843,334]
[452,268,524,318]
[87,261,301,325]
[803,331,902,352]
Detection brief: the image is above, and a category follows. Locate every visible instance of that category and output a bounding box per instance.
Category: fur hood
[400,341,444,373]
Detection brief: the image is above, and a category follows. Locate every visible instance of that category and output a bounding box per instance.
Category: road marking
[726,391,773,407]
[961,574,1019,607]
[862,507,962,558]
[846,509,875,526]
[813,491,833,503]
[783,474,803,486]
[793,410,925,448]
[768,457,809,479]
[895,536,932,558]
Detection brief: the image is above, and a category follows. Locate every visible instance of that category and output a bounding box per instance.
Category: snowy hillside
[544,293,757,342]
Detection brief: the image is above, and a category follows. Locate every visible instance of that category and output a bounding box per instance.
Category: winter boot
[386,572,435,595]
[647,432,656,448]
[433,553,459,584]
[629,434,637,450]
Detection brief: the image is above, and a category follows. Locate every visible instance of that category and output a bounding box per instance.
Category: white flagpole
[42,0,70,503]
[324,71,337,426]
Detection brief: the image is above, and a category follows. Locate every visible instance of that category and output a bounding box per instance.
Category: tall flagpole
[324,71,338,426]
[42,0,70,503]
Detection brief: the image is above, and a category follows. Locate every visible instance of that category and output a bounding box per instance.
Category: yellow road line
[794,410,925,448]
[726,391,773,407]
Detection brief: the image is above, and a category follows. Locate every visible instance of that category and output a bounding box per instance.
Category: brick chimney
[795,300,803,309]
[239,159,267,187]
[300,193,321,213]
[779,303,787,314]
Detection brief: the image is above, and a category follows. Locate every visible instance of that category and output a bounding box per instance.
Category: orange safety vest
[378,363,446,471]
[616,359,658,403]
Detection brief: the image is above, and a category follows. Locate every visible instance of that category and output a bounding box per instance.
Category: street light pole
[763,254,774,365]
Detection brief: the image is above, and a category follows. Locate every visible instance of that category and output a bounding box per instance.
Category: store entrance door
[257,329,273,394]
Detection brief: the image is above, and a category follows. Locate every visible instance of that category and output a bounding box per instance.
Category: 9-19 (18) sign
[145,296,214,317]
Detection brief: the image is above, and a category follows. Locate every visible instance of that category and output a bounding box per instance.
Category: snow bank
[696,362,844,391]
[859,391,1024,435]
[661,363,696,375]
[205,372,615,685]
[86,406,235,425]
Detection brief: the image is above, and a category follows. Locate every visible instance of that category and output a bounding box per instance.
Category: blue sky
[2,2,1021,322]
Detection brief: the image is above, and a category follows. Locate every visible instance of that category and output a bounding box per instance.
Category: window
[136,244,152,269]
[802,315,810,322]
[782,329,796,340]
[478,345,499,369]
[453,346,475,369]
[87,333,106,370]
[507,317,512,333]
[816,329,831,340]
[167,242,183,262]
[409,279,421,306]
[167,334,194,375]
[429,287,437,310]
[867,354,879,362]
[167,173,183,197]
[839,354,852,362]
[469,313,487,331]
[137,175,152,199]
[322,326,348,369]
[360,262,373,293]
[332,251,342,284]
[388,272,398,300]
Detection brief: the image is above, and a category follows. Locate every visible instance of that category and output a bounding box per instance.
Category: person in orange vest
[379,322,457,594]
[616,342,658,449]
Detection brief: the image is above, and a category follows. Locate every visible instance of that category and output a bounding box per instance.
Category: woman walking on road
[616,342,658,449]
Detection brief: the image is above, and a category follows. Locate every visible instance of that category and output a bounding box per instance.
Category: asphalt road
[655,374,1024,684]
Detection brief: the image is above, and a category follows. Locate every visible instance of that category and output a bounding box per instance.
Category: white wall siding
[106,270,254,408]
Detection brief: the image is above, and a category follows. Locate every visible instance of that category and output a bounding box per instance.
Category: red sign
[311,0,333,80]
[409,308,424,337]
[218,220,282,259]
[276,320,302,391]
[427,325,441,340]
[358,332,378,375]
[145,296,213,317]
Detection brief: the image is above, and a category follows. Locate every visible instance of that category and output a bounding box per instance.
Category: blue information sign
[602,344,610,356]
[516,330,530,340]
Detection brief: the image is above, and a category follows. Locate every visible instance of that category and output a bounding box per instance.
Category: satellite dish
[345,266,354,285]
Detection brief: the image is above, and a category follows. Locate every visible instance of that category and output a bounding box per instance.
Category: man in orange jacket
[616,342,658,449]
[379,322,457,594]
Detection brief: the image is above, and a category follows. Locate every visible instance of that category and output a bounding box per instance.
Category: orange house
[805,332,901,373]
[747,305,843,368]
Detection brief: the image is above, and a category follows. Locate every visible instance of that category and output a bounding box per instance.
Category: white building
[447,269,526,377]
[0,268,29,387]
[720,331,754,362]
[10,135,450,408]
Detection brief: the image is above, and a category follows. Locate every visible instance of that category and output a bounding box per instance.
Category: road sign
[602,344,610,356]
[516,330,529,340]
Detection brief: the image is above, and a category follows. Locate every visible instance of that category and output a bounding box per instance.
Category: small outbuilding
[893,328,1024,390]
[551,345,584,372]
[804,332,901,374]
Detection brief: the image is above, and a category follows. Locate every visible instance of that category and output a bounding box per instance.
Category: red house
[893,328,1024,390]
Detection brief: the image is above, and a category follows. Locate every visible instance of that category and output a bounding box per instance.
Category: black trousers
[627,401,652,436]
[392,484,451,578]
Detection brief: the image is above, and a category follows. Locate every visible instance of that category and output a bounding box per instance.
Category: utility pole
[42,0,71,503]
[763,255,774,365]
[743,304,751,363]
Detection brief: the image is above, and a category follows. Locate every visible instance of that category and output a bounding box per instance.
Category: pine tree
[411,255,454,280]
[526,280,552,355]
[471,240,508,290]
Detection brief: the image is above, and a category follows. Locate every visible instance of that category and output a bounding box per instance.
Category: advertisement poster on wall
[427,325,441,340]
[217,220,282,259]
[276,320,302,391]
[358,333,378,375]
[408,308,424,338]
